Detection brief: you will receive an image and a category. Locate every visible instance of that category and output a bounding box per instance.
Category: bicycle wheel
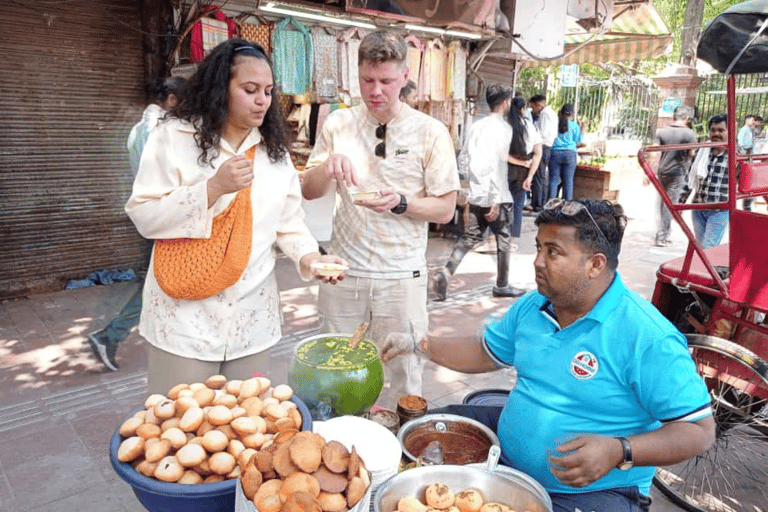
[653,334,768,512]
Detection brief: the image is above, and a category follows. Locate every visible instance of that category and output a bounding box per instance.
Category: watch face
[618,461,634,470]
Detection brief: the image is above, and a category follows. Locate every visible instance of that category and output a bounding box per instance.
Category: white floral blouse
[126,119,319,361]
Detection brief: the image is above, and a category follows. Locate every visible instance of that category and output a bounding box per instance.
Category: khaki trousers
[145,341,271,396]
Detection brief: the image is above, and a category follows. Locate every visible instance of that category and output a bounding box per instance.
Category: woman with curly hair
[126,39,346,395]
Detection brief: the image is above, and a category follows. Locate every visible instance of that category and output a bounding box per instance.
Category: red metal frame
[638,75,768,387]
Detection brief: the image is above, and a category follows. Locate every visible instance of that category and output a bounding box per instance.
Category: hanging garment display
[426,39,447,102]
[278,93,294,119]
[338,27,366,103]
[238,21,272,54]
[288,103,312,143]
[446,40,466,100]
[429,100,452,128]
[272,17,313,95]
[189,6,237,62]
[312,26,339,102]
[404,35,426,102]
[451,99,465,147]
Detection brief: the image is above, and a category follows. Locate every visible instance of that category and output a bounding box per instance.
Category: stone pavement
[0,177,729,511]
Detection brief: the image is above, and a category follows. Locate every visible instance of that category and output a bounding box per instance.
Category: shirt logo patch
[570,351,599,380]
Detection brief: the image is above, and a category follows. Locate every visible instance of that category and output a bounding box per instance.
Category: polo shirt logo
[570,351,599,380]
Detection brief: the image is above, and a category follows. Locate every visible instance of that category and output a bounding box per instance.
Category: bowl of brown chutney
[398,413,500,464]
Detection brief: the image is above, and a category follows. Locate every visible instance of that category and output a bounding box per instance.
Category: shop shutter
[475,56,516,118]
[0,1,145,298]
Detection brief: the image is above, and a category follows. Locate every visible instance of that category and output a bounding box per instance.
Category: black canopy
[697,0,768,74]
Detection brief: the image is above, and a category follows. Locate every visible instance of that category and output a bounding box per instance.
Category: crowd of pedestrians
[647,110,765,250]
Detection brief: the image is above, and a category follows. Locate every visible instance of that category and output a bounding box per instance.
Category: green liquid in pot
[296,336,379,368]
[289,337,384,417]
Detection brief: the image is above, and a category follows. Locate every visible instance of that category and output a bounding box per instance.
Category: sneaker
[654,239,672,247]
[87,332,119,371]
[433,270,448,302]
[492,286,525,298]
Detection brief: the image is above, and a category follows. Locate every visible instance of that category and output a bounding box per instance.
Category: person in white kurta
[126,39,345,395]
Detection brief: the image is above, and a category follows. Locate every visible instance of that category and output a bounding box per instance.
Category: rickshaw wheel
[653,335,768,512]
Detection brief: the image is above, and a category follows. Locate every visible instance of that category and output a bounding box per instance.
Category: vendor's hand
[211,154,254,195]
[380,332,416,362]
[323,154,357,188]
[642,175,651,186]
[484,204,500,222]
[548,435,623,488]
[356,187,401,213]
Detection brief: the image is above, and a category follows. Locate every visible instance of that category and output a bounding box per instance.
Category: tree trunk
[679,0,706,67]
[140,0,176,90]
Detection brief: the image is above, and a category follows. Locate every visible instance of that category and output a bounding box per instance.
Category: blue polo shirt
[483,273,711,495]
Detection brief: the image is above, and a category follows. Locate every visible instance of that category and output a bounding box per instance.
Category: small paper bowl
[352,191,378,201]
[311,262,349,278]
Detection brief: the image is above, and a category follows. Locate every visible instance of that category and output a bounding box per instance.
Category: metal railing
[695,72,768,139]
[517,72,658,141]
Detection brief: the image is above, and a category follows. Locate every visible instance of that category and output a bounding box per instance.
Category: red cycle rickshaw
[637,3,768,511]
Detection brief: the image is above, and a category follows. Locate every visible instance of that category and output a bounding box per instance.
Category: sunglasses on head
[543,198,609,243]
[375,123,386,158]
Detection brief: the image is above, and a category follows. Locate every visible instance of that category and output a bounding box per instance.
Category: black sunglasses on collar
[375,123,386,158]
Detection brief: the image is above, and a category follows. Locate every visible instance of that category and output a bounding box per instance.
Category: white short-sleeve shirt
[306,104,459,279]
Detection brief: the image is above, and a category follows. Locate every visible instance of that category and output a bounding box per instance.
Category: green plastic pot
[288,333,384,417]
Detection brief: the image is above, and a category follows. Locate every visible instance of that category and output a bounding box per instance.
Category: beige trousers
[317,274,428,408]
[145,341,271,396]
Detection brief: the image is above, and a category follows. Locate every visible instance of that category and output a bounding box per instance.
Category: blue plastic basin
[110,396,312,512]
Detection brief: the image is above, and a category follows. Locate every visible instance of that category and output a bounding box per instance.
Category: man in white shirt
[529,95,558,211]
[302,31,459,405]
[434,83,521,301]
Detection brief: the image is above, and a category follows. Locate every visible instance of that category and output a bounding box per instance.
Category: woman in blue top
[548,103,582,200]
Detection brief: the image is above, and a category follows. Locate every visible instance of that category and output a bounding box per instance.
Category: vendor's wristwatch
[616,437,634,470]
[391,194,407,214]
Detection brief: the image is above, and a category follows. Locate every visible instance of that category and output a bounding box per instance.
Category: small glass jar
[396,395,428,427]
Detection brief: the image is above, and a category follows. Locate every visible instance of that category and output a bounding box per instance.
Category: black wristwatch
[616,437,634,470]
[391,194,407,214]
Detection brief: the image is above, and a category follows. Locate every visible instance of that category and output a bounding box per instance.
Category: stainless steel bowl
[398,414,500,464]
[373,465,553,512]
[468,463,552,511]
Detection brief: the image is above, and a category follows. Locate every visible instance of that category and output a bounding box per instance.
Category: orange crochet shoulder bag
[153,148,254,301]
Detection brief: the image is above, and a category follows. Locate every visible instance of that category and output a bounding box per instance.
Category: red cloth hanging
[190,5,237,62]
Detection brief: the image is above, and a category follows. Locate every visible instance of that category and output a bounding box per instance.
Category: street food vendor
[382,198,715,512]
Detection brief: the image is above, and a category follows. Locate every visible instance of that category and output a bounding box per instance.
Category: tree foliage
[654,0,746,64]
